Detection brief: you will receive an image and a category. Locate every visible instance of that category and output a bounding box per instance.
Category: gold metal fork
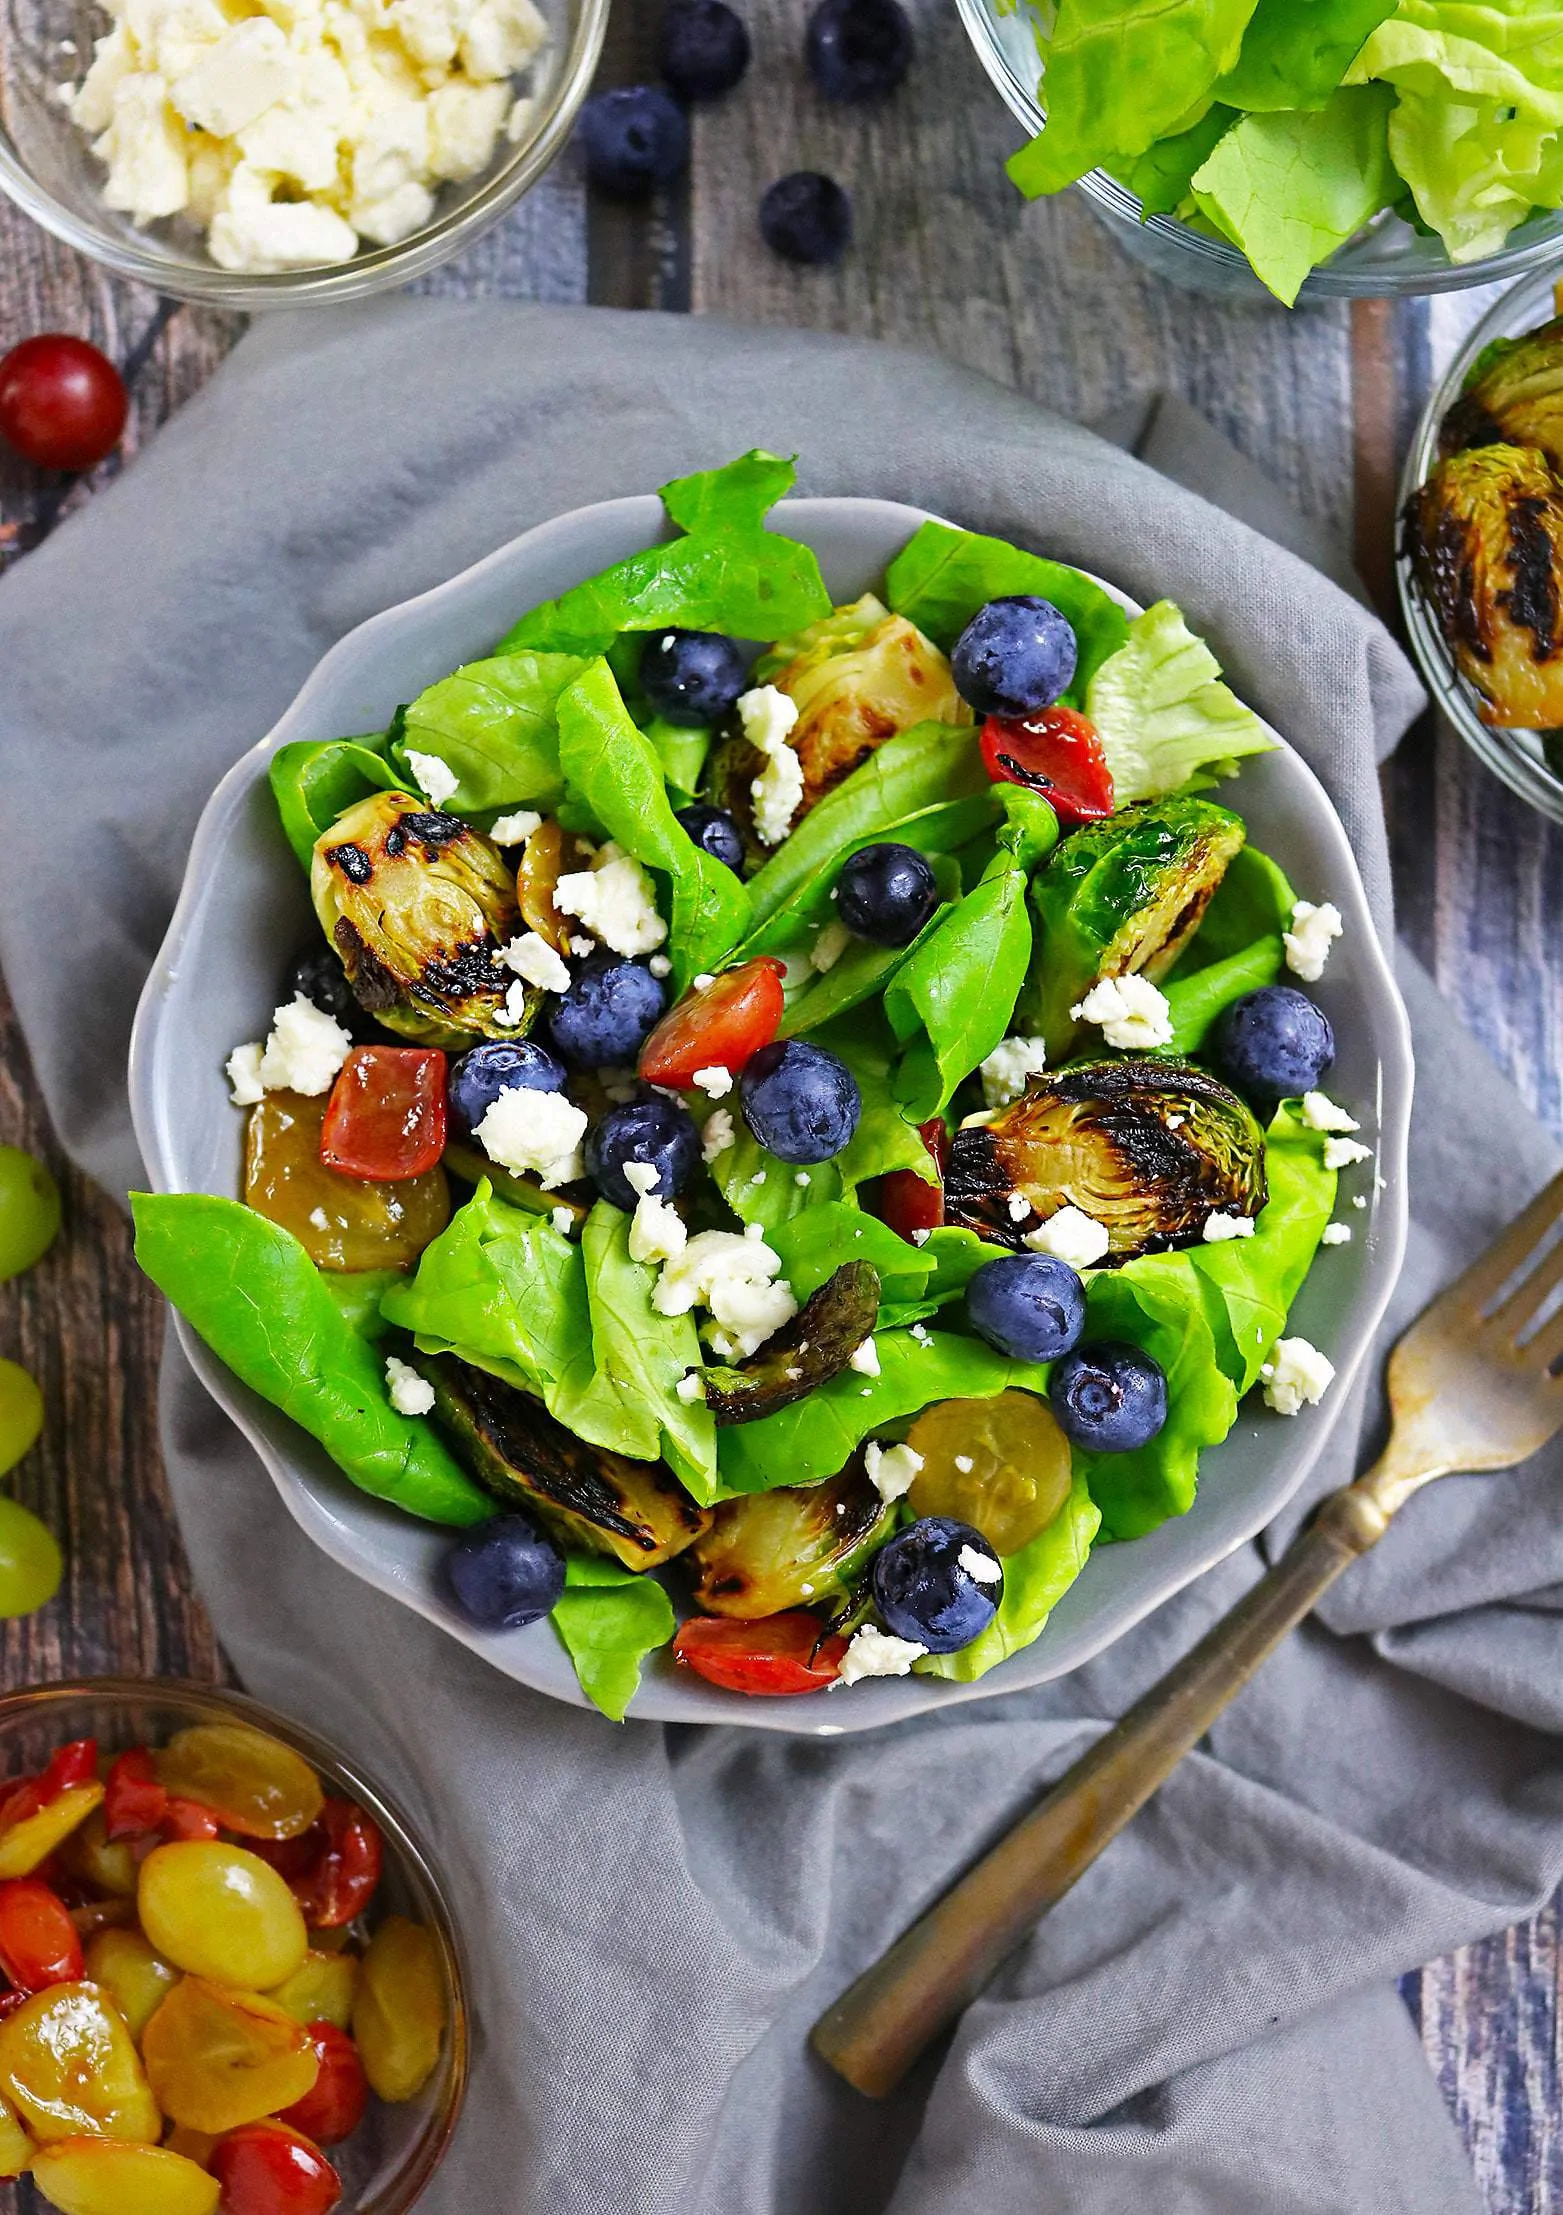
[812,1171,1563,2099]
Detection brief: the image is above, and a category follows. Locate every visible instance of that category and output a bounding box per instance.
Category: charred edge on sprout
[701,1263,882,1425]
[1404,495,1491,665]
[1498,496,1562,660]
[325,842,373,885]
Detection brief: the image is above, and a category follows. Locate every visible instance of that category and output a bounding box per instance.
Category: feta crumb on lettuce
[1071,973,1173,1051]
[499,930,571,995]
[1323,1135,1372,1172]
[554,842,667,956]
[405,750,460,809]
[384,1354,435,1417]
[651,1228,797,1358]
[474,1085,587,1188]
[1284,899,1343,982]
[1301,1090,1358,1134]
[739,684,804,846]
[1203,1211,1256,1243]
[488,810,543,846]
[701,1109,736,1163]
[864,1439,922,1502]
[1024,1205,1111,1270]
[980,1035,1048,1109]
[692,1065,733,1099]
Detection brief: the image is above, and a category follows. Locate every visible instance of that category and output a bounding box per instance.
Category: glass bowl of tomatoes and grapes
[0,1680,467,2215]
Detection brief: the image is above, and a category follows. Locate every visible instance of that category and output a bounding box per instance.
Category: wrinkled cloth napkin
[1,300,1559,2215]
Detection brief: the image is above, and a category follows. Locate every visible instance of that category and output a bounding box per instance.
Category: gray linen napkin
[0,298,1557,2215]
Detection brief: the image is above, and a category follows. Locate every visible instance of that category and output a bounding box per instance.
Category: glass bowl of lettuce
[127,463,1413,1731]
[960,0,1563,308]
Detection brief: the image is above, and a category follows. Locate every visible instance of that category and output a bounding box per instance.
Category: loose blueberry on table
[578,85,690,199]
[657,0,751,101]
[805,0,914,101]
[759,172,853,264]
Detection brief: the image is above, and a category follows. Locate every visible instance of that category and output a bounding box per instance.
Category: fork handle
[810,1480,1392,2099]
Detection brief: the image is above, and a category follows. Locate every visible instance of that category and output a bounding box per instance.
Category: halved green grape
[0,1361,43,1480]
[0,1148,60,1282]
[0,1498,61,1617]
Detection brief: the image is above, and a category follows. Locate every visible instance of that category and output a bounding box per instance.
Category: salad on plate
[133,451,1370,1719]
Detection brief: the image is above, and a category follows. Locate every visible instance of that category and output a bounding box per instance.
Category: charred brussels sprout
[1023,798,1245,1059]
[1404,444,1563,730]
[945,1059,1266,1260]
[311,790,521,1048]
[686,1466,892,1618]
[413,1353,711,1568]
[701,1262,881,1424]
[1440,322,1563,469]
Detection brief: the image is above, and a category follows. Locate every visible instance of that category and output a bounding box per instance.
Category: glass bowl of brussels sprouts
[1398,267,1563,825]
[0,1678,468,2210]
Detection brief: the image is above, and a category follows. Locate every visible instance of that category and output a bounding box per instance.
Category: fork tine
[1440,1170,1563,1318]
[1485,1220,1563,1343]
[1519,1299,1563,1378]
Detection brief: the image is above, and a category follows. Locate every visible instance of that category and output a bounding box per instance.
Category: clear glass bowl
[0,0,607,306]
[956,0,1563,304]
[1396,265,1563,824]
[0,1678,469,2211]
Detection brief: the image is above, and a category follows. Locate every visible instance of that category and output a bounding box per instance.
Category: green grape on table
[0,1498,61,1616]
[0,1148,59,1281]
[0,1362,43,1480]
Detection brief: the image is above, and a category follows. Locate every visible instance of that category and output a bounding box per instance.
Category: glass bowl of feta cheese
[0,0,606,301]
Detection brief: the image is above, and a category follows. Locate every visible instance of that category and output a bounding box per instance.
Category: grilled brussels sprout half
[686,1465,892,1618]
[311,790,521,1048]
[1022,798,1246,1059]
[701,1262,882,1425]
[1441,321,1563,468]
[414,1353,710,1568]
[1404,444,1563,730]
[945,1059,1266,1259]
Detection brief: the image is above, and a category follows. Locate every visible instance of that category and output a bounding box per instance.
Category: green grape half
[0,1497,60,1616]
[0,1362,42,1480]
[0,1149,59,1281]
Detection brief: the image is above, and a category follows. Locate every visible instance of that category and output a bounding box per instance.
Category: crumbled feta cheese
[570,936,595,958]
[848,1338,880,1377]
[747,1171,767,1188]
[1284,899,1343,982]
[957,1543,1001,1585]
[553,842,667,957]
[256,994,352,1096]
[701,1109,736,1164]
[402,748,458,808]
[795,1172,810,1188]
[954,1454,973,1474]
[863,1440,922,1503]
[598,1068,639,1105]
[693,974,715,992]
[652,1230,797,1357]
[1352,1194,1368,1210]
[1320,1222,1352,1246]
[908,1322,931,1344]
[910,1228,931,1246]
[691,1065,733,1100]
[488,810,542,846]
[648,954,672,979]
[1071,973,1174,1051]
[384,1354,434,1417]
[550,1206,576,1237]
[1300,1090,1358,1134]
[810,919,851,974]
[1006,1193,1031,1225]
[172,16,297,134]
[835,1625,928,1684]
[207,164,358,272]
[1203,1211,1256,1243]
[980,1035,1049,1109]
[1024,1205,1110,1270]
[308,1206,330,1231]
[474,1084,587,1188]
[627,1168,687,1268]
[740,685,804,847]
[1323,1136,1373,1172]
[622,1162,660,1197]
[499,980,530,1028]
[226,1041,265,1106]
[1261,1336,1335,1416]
[498,929,570,995]
[675,1370,705,1404]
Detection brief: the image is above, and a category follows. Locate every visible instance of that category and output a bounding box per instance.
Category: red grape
[0,336,128,472]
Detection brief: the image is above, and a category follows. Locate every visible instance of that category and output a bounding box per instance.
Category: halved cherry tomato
[104,1748,168,1842]
[159,1798,222,1843]
[980,707,1114,826]
[319,1048,447,1181]
[638,959,785,1089]
[672,1612,848,1695]
[277,2023,368,2146]
[0,1878,83,1989]
[866,1116,948,1241]
[256,1800,383,1930]
[0,1740,98,1833]
[209,2122,342,2215]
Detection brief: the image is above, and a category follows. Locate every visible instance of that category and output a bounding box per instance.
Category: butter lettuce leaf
[884,521,1130,704]
[393,652,584,815]
[1086,599,1276,802]
[767,1203,937,1306]
[1186,1103,1338,1390]
[1111,106,1237,211]
[884,862,1033,1121]
[270,736,400,872]
[917,1469,1102,1681]
[551,1554,675,1722]
[1163,933,1284,1053]
[580,1204,717,1501]
[1216,0,1397,108]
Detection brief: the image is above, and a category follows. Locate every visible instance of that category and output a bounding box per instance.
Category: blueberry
[586,1095,700,1210]
[759,171,853,265]
[966,1253,1086,1364]
[951,596,1079,719]
[548,953,667,1069]
[448,1040,567,1136]
[1050,1342,1167,1453]
[284,945,372,1039]
[806,0,913,101]
[676,802,746,873]
[740,1039,860,1163]
[579,85,689,200]
[834,842,939,946]
[444,1512,566,1631]
[871,1516,1002,1653]
[658,0,750,100]
[1215,985,1335,1103]
[640,629,748,726]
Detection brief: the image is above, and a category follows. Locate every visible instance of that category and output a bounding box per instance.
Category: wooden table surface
[0,1,1560,2203]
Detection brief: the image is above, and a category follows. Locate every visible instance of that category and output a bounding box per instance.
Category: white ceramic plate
[129,494,1413,1731]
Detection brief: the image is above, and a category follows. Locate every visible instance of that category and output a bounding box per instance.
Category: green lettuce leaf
[1216,0,1397,108]
[1163,933,1284,1052]
[1167,842,1296,973]
[550,1554,675,1721]
[132,1194,490,1528]
[1186,1103,1338,1390]
[392,652,585,815]
[1351,3,1563,121]
[269,736,400,871]
[1086,600,1275,802]
[497,451,830,656]
[917,1470,1102,1681]
[580,1204,717,1501]
[1369,64,1563,261]
[1190,82,1398,303]
[744,797,991,965]
[1111,106,1238,211]
[766,1204,936,1306]
[643,716,711,803]
[779,852,963,1037]
[884,862,1033,1121]
[884,521,1130,704]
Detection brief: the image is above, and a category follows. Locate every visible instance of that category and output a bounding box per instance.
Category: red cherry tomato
[256,1798,384,1928]
[319,1047,447,1181]
[0,1739,98,1833]
[277,2023,369,2146]
[0,1878,85,1990]
[980,707,1114,826]
[638,959,785,1089]
[210,2122,342,2215]
[867,1116,947,1242]
[0,337,128,472]
[159,1796,222,1842]
[672,1612,848,1695]
[103,1747,168,1841]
